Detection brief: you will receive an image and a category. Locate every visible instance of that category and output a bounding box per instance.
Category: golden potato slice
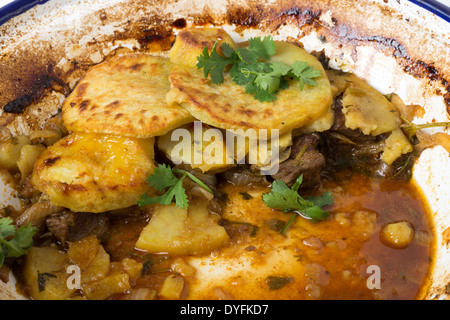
[31,132,156,213]
[169,27,236,68]
[167,41,332,135]
[62,53,194,138]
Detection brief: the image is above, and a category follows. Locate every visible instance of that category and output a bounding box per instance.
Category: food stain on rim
[0,0,448,117]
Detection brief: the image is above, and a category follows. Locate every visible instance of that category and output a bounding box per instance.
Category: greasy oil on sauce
[103,172,434,300]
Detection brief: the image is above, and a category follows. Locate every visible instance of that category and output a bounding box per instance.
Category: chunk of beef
[271,133,325,189]
[221,166,270,187]
[331,96,378,144]
[46,211,109,245]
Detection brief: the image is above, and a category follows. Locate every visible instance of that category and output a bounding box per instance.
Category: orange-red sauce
[104,171,434,300]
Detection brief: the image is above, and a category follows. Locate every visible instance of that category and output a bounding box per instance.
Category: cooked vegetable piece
[79,246,110,284]
[387,93,424,122]
[67,235,101,269]
[157,123,234,173]
[121,258,143,280]
[82,273,131,300]
[23,246,75,300]
[380,221,414,249]
[136,202,229,255]
[247,131,293,171]
[0,135,30,170]
[17,144,46,182]
[415,130,450,154]
[32,132,156,213]
[170,27,236,68]
[342,87,400,136]
[159,274,185,299]
[123,288,157,300]
[170,257,196,277]
[381,129,413,165]
[16,200,63,228]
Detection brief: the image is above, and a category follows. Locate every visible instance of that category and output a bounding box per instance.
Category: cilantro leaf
[248,36,276,60]
[139,177,188,209]
[235,47,259,65]
[262,178,312,212]
[196,36,322,102]
[268,62,292,77]
[229,62,254,85]
[262,175,333,233]
[145,163,178,191]
[290,61,322,90]
[245,82,277,102]
[138,164,213,210]
[307,192,333,208]
[196,42,236,85]
[220,42,237,58]
[0,217,37,267]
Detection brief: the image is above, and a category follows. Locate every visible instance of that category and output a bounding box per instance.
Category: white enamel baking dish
[0,0,448,300]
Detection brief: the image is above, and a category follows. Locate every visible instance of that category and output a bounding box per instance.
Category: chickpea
[380,221,414,249]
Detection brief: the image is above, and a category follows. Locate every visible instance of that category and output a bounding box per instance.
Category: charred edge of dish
[2,74,68,114]
[225,5,266,28]
[115,18,176,51]
[264,5,450,114]
[276,6,322,25]
[330,30,450,112]
[2,4,449,116]
[171,18,187,29]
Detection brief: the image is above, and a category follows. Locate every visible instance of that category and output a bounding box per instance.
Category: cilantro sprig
[262,175,333,234]
[0,217,37,267]
[137,164,214,210]
[196,36,322,102]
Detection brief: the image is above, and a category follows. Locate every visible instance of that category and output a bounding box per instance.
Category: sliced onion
[16,200,63,228]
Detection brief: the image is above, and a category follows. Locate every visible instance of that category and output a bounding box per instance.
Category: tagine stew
[0,27,444,300]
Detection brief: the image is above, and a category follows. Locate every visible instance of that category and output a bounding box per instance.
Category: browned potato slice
[31,132,156,213]
[169,27,236,68]
[62,54,194,138]
[167,41,332,136]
